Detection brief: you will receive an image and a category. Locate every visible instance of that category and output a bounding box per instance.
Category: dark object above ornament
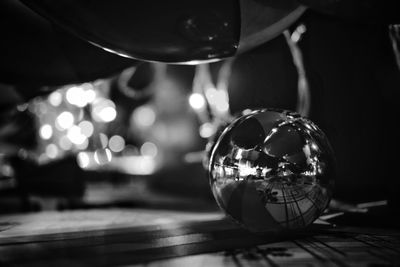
[22,0,305,64]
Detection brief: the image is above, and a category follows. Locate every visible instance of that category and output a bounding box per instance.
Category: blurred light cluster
[26,62,210,177]
[66,84,96,108]
[28,81,121,166]
[24,80,163,176]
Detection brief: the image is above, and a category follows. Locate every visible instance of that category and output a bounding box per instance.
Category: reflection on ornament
[208,109,335,233]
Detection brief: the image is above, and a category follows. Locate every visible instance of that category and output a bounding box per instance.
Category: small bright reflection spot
[56,111,74,130]
[242,109,252,115]
[291,24,307,43]
[140,142,158,158]
[78,120,94,137]
[238,161,257,178]
[94,148,112,165]
[189,93,206,110]
[99,133,108,149]
[310,142,319,151]
[48,91,63,107]
[45,144,58,159]
[39,124,53,140]
[67,125,87,145]
[77,152,90,168]
[199,122,215,138]
[109,135,125,153]
[59,136,72,150]
[132,105,156,128]
[92,99,117,123]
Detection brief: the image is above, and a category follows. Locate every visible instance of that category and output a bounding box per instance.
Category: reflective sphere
[208,109,335,232]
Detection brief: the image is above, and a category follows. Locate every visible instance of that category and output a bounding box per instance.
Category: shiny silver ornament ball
[208,109,335,232]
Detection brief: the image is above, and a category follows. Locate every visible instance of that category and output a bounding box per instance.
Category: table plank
[0,209,399,266]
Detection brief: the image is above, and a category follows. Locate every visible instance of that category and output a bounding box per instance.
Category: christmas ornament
[208,108,335,232]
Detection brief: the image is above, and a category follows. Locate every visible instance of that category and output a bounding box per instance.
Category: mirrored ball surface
[208,109,335,232]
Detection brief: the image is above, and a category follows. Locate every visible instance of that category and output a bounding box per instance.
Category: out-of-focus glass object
[23,0,305,63]
[208,109,335,232]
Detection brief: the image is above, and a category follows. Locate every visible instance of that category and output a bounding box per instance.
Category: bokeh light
[76,138,89,150]
[98,107,117,122]
[45,144,59,159]
[199,122,215,139]
[189,93,206,110]
[109,135,125,153]
[39,124,53,140]
[48,91,63,107]
[59,135,72,150]
[77,152,90,168]
[66,86,87,107]
[56,111,74,130]
[205,87,229,113]
[131,105,156,128]
[140,142,158,158]
[99,133,108,149]
[78,120,94,138]
[92,98,117,123]
[67,125,87,145]
[94,148,112,165]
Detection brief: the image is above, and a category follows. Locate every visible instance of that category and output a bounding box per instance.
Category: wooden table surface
[0,209,399,266]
